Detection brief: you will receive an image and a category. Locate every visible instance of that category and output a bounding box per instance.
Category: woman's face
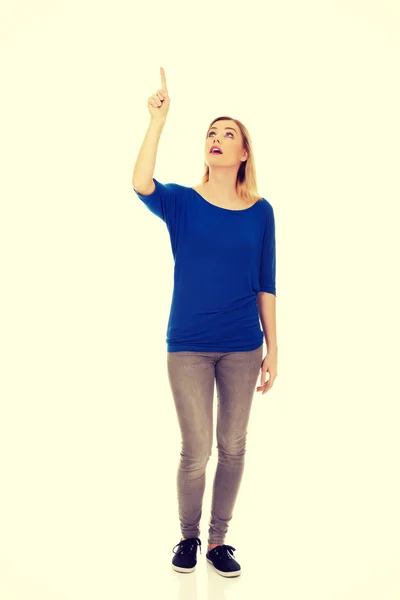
[205,120,248,166]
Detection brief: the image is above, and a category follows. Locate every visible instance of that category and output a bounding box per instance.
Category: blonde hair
[201,116,262,206]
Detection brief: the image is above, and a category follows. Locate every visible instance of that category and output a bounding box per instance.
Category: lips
[210,145,223,154]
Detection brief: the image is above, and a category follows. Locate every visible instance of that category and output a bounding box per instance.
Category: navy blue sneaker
[206,544,241,577]
[172,537,202,573]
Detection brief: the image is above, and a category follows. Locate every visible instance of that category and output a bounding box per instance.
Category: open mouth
[210,147,223,154]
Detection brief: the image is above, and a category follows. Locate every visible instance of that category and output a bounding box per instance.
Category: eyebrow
[208,126,237,134]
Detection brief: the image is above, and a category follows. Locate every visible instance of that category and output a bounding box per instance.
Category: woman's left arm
[256,292,277,393]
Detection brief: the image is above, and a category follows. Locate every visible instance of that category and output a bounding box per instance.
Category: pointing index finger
[160,66,168,92]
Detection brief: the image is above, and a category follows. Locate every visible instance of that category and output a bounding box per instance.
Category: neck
[205,169,239,201]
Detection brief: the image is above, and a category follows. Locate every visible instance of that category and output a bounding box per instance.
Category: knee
[217,435,247,457]
[180,442,212,468]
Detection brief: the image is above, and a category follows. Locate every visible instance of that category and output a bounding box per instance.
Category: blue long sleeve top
[133,179,276,352]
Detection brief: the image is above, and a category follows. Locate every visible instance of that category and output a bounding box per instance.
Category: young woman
[132,67,278,578]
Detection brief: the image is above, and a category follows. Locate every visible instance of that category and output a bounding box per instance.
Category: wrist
[150,117,167,126]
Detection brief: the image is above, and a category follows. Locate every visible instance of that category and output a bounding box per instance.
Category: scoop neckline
[190,187,260,213]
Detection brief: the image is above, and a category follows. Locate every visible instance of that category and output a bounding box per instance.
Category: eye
[208,131,234,138]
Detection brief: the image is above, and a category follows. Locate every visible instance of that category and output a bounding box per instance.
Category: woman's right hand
[148,67,170,120]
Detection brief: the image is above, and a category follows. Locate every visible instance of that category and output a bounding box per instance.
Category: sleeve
[132,178,181,228]
[259,204,276,296]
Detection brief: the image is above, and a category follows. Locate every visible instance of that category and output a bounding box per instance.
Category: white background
[1,0,399,598]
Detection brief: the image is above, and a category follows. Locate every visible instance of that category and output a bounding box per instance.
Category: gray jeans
[167,344,263,546]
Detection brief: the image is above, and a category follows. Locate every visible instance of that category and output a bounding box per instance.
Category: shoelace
[210,544,237,560]
[172,538,202,556]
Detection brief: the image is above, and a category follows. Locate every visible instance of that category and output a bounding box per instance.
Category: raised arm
[132,67,171,195]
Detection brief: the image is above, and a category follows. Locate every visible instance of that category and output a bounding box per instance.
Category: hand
[148,66,170,120]
[256,353,277,394]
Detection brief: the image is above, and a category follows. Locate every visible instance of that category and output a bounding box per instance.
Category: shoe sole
[206,557,241,577]
[172,563,196,573]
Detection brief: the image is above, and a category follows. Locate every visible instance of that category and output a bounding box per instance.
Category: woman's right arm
[132,67,170,195]
[132,118,166,195]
